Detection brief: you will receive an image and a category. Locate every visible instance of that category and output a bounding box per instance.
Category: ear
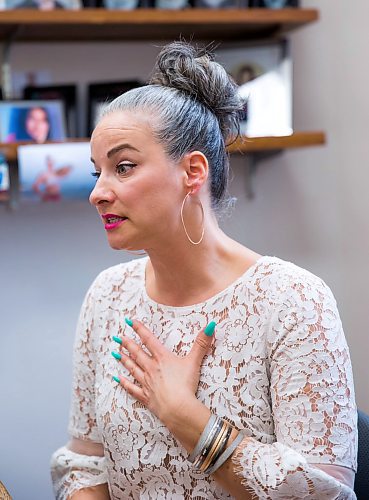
[182,151,209,195]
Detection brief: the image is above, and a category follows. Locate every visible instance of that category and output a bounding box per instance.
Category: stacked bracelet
[193,417,223,469]
[200,420,232,472]
[206,430,244,475]
[204,423,233,472]
[188,414,217,463]
[188,414,242,475]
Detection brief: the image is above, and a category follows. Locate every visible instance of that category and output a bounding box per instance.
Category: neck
[144,221,260,307]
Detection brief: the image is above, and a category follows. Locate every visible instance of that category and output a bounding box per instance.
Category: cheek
[128,184,178,222]
[118,162,182,218]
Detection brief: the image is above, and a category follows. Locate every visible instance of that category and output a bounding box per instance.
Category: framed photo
[5,0,81,9]
[248,0,299,7]
[193,0,248,7]
[0,153,10,203]
[17,142,94,202]
[87,80,143,136]
[102,1,158,8]
[23,84,77,137]
[103,0,138,8]
[0,100,67,144]
[155,0,189,8]
[216,40,293,137]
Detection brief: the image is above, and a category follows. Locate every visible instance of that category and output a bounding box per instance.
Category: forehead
[28,108,46,117]
[90,110,162,164]
[92,110,153,143]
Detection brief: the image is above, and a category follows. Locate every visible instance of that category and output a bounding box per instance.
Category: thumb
[188,321,216,366]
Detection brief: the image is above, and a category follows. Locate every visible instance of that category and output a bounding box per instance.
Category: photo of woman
[0,101,66,144]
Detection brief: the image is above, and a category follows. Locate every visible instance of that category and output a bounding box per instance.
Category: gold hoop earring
[180,192,205,245]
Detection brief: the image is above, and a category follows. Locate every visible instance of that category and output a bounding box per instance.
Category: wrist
[159,392,198,427]
[162,397,211,454]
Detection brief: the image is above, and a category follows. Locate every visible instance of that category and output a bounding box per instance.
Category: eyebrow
[90,143,140,164]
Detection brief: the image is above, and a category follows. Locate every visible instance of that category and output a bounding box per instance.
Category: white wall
[293,0,369,412]
[1,2,368,497]
[0,201,126,499]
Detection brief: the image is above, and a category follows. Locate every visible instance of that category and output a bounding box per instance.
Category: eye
[91,171,101,180]
[116,162,136,175]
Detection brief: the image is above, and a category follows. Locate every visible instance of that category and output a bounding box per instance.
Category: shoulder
[251,255,335,306]
[254,258,343,347]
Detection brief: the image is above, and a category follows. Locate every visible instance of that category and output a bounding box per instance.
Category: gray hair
[102,42,243,213]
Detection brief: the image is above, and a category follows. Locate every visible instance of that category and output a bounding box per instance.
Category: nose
[89,175,116,206]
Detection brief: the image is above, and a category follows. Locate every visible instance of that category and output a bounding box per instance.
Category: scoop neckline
[139,254,274,312]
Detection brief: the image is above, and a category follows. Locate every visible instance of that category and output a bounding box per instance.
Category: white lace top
[51,256,357,499]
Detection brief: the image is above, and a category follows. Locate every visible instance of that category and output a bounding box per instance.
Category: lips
[102,213,127,223]
[101,213,128,231]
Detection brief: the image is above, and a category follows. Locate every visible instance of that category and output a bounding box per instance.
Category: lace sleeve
[231,272,358,499]
[50,446,108,500]
[50,276,108,498]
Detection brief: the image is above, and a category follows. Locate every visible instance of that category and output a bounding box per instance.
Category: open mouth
[102,213,128,223]
[104,216,127,223]
[101,214,128,230]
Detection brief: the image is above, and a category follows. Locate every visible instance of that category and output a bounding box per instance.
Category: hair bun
[150,41,243,140]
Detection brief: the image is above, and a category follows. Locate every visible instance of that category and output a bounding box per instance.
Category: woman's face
[25,107,50,143]
[90,110,185,251]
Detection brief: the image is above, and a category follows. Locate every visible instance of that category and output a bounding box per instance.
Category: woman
[24,106,51,143]
[6,106,50,143]
[32,155,72,202]
[51,42,357,499]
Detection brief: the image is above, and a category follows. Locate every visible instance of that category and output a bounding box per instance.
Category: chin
[109,242,125,251]
[107,240,127,251]
[107,236,145,252]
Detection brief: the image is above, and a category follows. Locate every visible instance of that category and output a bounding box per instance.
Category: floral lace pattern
[50,447,107,500]
[51,256,357,499]
[232,439,356,499]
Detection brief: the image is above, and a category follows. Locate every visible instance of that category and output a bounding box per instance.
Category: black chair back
[354,409,369,498]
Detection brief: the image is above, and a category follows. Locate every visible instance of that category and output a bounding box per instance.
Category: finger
[120,352,146,385]
[125,318,166,358]
[120,335,153,371]
[188,321,216,366]
[112,375,148,406]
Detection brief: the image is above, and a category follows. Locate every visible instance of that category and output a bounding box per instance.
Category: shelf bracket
[244,154,258,200]
[7,158,19,211]
[243,150,283,199]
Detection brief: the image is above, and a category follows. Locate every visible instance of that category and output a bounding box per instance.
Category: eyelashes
[91,162,136,181]
[116,162,136,175]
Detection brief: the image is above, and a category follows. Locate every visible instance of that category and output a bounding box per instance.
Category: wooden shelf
[0,132,325,162]
[0,139,87,162]
[0,8,319,42]
[228,131,326,153]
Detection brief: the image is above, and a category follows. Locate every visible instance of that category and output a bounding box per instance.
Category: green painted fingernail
[111,351,121,361]
[112,376,120,384]
[125,318,133,327]
[204,321,216,336]
[112,335,122,345]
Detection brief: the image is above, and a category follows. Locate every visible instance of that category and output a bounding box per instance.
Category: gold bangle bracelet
[205,423,233,473]
[200,420,228,472]
[193,417,223,469]
[202,421,228,472]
